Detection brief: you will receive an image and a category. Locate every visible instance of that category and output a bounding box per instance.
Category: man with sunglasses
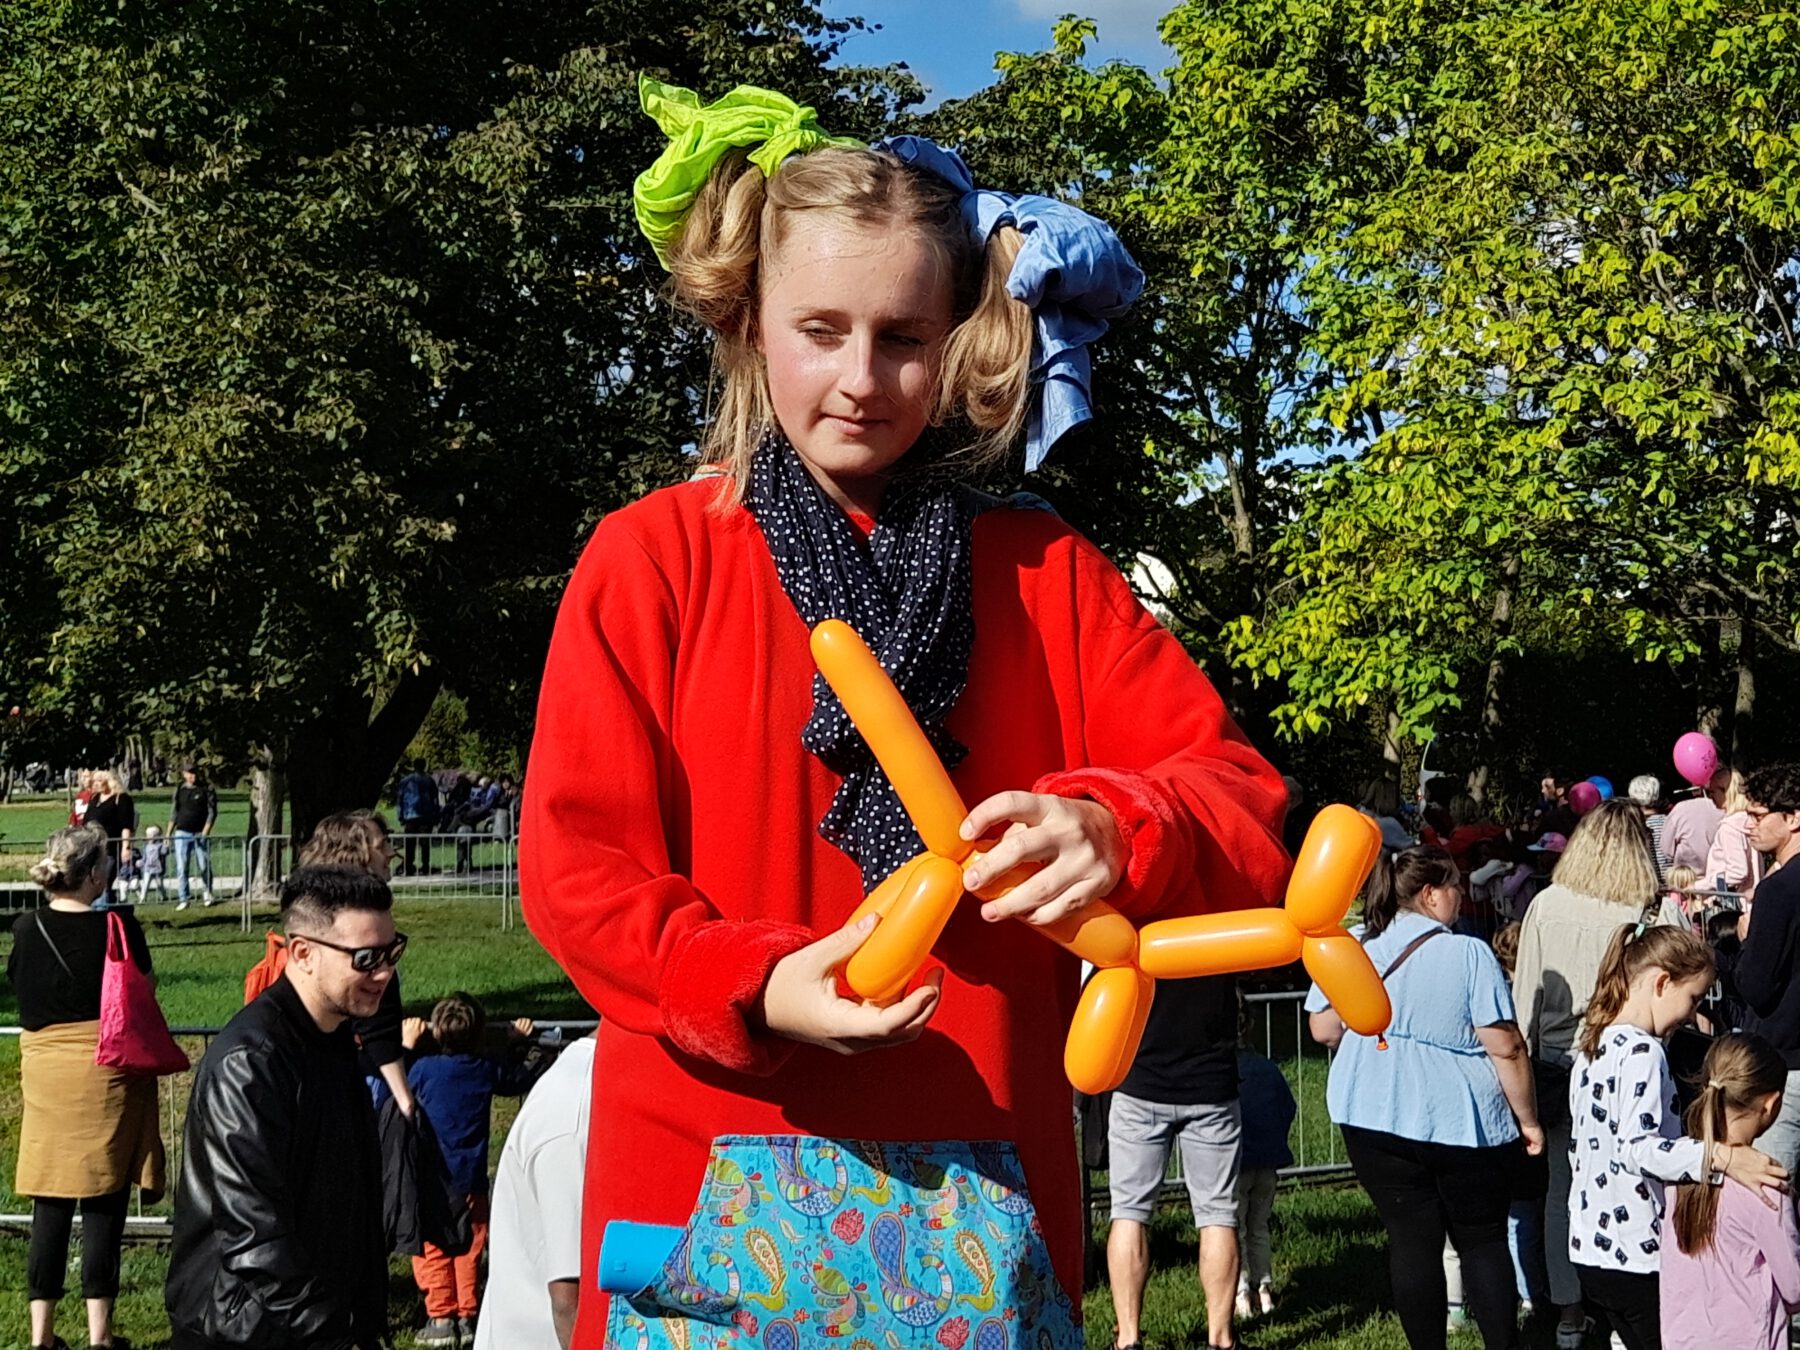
[1728,764,1800,1177]
[167,866,405,1350]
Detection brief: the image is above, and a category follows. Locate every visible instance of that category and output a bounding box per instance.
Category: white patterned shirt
[1569,1025,1708,1274]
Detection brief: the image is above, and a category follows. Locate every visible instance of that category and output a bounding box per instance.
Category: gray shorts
[1107,1091,1242,1227]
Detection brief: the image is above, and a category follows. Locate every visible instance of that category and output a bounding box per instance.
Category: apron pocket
[606,1135,1079,1348]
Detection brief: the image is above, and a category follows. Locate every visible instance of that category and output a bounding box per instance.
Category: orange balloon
[1301,927,1391,1037]
[844,853,966,1005]
[811,621,973,863]
[1036,902,1140,969]
[1064,965,1155,1095]
[1285,803,1383,936]
[1136,908,1304,979]
[843,852,931,929]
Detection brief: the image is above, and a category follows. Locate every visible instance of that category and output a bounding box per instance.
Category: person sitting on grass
[403,992,541,1348]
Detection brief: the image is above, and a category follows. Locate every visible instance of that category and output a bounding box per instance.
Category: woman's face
[758,216,954,516]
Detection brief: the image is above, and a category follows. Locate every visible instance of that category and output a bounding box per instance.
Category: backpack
[244,931,289,1004]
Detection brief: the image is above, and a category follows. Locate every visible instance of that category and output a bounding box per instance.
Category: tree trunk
[1466,557,1517,808]
[248,749,287,900]
[1731,605,1756,769]
[284,667,446,843]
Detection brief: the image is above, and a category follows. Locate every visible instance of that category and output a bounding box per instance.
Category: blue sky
[819,1,1172,105]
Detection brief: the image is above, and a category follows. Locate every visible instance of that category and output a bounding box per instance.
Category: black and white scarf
[744,432,991,894]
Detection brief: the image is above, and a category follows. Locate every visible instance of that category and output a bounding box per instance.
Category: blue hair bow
[875,135,1144,471]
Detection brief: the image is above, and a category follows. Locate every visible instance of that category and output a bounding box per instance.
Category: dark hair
[1363,844,1458,937]
[280,865,393,935]
[1745,764,1800,816]
[1577,924,1714,1059]
[1673,1032,1787,1256]
[432,991,485,1054]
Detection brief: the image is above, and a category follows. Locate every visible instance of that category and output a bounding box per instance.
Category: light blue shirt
[1305,910,1520,1148]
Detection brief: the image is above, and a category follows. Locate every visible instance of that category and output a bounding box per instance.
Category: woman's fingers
[960,791,1046,845]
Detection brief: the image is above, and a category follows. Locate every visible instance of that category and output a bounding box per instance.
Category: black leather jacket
[165,976,388,1350]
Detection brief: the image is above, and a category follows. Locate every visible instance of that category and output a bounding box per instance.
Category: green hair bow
[634,74,863,270]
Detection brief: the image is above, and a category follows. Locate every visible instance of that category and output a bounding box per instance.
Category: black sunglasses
[298,931,408,972]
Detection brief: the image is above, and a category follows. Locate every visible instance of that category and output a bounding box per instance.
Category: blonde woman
[1513,800,1683,1347]
[80,771,136,907]
[1704,769,1765,898]
[9,826,165,1350]
[520,79,1288,1349]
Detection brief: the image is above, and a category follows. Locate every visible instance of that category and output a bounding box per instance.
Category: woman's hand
[757,915,944,1055]
[957,791,1126,927]
[1717,1142,1789,1200]
[1520,1121,1546,1156]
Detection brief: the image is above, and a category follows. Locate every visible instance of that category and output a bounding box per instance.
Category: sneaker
[175,900,189,911]
[1235,1288,1255,1320]
[1556,1317,1594,1349]
[1609,1336,1625,1350]
[1257,1283,1276,1316]
[202,893,216,907]
[416,1318,459,1347]
[1446,1305,1469,1333]
[458,1316,478,1344]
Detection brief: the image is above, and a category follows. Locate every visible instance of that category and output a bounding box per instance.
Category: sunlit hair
[1672,1033,1786,1255]
[1362,844,1458,938]
[1720,768,1750,815]
[1628,774,1661,809]
[1551,799,1658,906]
[666,146,1033,501]
[1577,924,1713,1059]
[95,770,122,795]
[1492,922,1522,977]
[1664,864,1698,895]
[31,825,108,892]
[298,810,392,875]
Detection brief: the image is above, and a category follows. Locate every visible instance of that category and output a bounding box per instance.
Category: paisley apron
[603,1135,1080,1350]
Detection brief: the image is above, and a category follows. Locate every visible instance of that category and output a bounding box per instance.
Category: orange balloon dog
[809,619,1392,1091]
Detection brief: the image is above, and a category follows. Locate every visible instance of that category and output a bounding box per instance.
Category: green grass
[0,790,257,884]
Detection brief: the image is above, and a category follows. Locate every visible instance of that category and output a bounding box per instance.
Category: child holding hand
[1662,1032,1800,1350]
[1568,926,1787,1349]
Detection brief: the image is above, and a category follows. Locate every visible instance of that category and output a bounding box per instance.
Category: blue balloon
[1587,775,1615,801]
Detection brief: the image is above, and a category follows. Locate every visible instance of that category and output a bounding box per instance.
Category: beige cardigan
[1514,884,1684,1066]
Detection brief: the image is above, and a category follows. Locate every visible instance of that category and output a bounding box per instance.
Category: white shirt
[1568,1025,1707,1275]
[476,1036,594,1350]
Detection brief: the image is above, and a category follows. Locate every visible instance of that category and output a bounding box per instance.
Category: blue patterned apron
[603,1135,1080,1350]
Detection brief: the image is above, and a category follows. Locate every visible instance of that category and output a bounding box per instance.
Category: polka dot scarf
[745,432,990,894]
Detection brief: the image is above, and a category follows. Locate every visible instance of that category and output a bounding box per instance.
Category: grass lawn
[1,790,256,884]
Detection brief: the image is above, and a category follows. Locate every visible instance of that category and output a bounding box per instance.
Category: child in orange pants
[405,993,540,1347]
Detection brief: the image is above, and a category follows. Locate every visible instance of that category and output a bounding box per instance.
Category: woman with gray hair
[1627,775,1667,886]
[8,826,166,1350]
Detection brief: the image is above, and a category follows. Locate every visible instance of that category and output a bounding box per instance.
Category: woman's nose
[836,336,882,401]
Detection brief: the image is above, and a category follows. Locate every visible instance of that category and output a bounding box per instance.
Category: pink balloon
[1672,732,1719,788]
[1569,781,1603,816]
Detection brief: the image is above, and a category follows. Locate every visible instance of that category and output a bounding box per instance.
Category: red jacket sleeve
[519,515,813,1074]
[1032,530,1290,920]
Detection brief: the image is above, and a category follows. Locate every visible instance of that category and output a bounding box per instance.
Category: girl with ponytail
[522,77,1290,1349]
[1661,1033,1800,1349]
[1568,928,1788,1348]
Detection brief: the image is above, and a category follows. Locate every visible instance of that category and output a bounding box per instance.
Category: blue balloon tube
[598,1221,683,1293]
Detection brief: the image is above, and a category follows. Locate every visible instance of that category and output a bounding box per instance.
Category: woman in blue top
[1307,844,1544,1350]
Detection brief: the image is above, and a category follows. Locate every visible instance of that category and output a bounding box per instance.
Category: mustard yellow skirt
[17,1021,166,1200]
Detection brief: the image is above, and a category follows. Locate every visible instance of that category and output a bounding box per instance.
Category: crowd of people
[14,67,1800,1350]
[1300,762,1800,1350]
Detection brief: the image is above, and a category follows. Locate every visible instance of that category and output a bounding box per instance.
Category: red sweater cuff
[660,920,816,1074]
[1034,766,1180,919]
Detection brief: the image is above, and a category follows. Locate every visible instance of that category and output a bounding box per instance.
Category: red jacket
[521,482,1288,1345]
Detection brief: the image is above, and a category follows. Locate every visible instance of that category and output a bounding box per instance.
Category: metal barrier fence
[0,832,521,930]
[0,992,1346,1236]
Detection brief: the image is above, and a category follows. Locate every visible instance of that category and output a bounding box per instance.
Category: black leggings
[1343,1125,1519,1350]
[1577,1264,1661,1350]
[27,1190,130,1302]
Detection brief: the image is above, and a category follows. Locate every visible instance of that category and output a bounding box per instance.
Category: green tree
[1232,0,1800,791]
[0,0,917,835]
